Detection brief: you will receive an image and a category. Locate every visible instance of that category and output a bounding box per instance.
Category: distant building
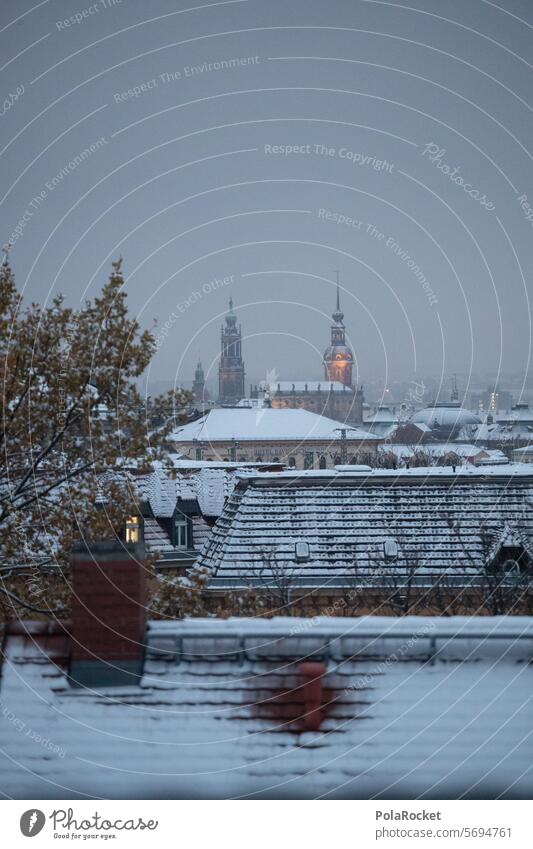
[411,401,481,441]
[495,403,533,441]
[471,387,513,413]
[169,407,379,469]
[218,299,245,404]
[363,405,399,437]
[250,380,364,424]
[192,360,209,403]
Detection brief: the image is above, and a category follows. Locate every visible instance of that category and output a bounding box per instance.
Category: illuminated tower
[323,273,354,387]
[218,299,245,404]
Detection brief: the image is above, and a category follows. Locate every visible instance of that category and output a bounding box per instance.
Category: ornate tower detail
[323,273,354,387]
[218,299,245,404]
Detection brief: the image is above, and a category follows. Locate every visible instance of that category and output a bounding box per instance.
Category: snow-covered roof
[136,466,242,518]
[134,469,196,517]
[170,408,377,443]
[198,466,533,585]
[379,443,486,460]
[166,455,283,469]
[412,403,481,428]
[364,405,399,423]
[496,404,533,424]
[1,616,531,799]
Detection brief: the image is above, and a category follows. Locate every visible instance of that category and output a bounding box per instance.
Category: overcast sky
[2,0,533,400]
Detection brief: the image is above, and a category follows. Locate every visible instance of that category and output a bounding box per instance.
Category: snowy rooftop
[166,455,284,470]
[379,442,498,461]
[198,465,533,585]
[364,406,399,423]
[1,616,531,799]
[412,404,481,428]
[170,408,378,443]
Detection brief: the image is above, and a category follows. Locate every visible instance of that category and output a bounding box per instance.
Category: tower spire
[219,297,245,404]
[332,271,344,324]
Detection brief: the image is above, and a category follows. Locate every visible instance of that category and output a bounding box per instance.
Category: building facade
[250,380,364,424]
[170,408,379,469]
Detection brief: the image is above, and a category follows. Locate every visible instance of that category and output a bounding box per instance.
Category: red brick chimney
[70,540,148,687]
[299,662,327,731]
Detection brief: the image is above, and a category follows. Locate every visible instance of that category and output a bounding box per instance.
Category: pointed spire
[229,297,234,312]
[332,271,344,324]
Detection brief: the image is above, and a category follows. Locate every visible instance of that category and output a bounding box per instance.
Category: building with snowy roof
[1,539,531,799]
[363,405,399,437]
[377,442,505,468]
[495,403,533,442]
[129,465,254,568]
[250,380,365,425]
[197,465,533,609]
[169,407,379,469]
[411,402,481,440]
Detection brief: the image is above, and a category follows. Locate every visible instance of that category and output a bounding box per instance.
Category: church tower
[192,360,208,402]
[323,274,354,386]
[218,299,245,404]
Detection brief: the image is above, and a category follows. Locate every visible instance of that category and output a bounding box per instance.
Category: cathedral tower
[323,274,354,386]
[218,299,245,404]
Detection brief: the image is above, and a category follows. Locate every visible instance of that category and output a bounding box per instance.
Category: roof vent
[334,464,373,473]
[295,541,310,562]
[383,539,399,560]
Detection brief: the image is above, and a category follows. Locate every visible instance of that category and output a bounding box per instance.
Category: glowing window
[125,516,141,544]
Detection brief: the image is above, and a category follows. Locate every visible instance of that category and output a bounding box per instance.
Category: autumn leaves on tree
[0,257,189,618]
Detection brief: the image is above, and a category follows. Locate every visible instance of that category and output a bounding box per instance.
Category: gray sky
[1,0,533,401]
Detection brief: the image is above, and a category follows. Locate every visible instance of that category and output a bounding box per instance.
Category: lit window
[174,516,188,549]
[125,515,141,544]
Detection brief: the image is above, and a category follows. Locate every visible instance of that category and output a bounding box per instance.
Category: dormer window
[502,558,521,575]
[125,515,141,544]
[173,515,189,549]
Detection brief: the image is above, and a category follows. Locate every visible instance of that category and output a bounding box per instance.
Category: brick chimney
[70,540,147,687]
